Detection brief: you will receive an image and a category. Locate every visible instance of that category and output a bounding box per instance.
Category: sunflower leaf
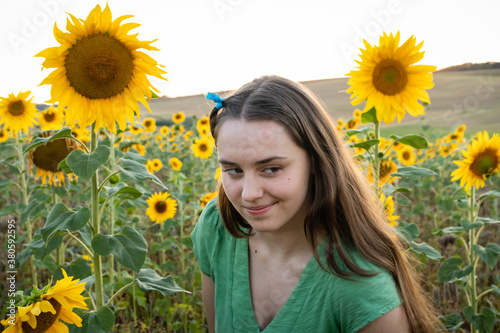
[410,241,443,260]
[91,226,148,272]
[391,166,437,177]
[390,134,428,149]
[461,218,483,231]
[23,127,75,154]
[438,258,473,283]
[117,158,168,190]
[477,190,500,202]
[463,306,495,333]
[40,203,90,241]
[66,145,110,181]
[78,306,115,333]
[347,139,380,151]
[346,127,371,137]
[136,268,190,296]
[361,107,377,124]
[472,243,500,269]
[103,182,143,200]
[395,221,419,242]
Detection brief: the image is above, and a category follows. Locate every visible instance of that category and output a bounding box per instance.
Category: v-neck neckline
[234,237,320,332]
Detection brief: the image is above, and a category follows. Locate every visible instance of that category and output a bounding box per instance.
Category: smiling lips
[244,203,276,216]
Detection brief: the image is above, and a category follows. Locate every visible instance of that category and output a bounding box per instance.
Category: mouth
[244,203,276,216]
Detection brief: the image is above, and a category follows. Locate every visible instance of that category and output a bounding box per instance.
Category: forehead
[216,119,300,161]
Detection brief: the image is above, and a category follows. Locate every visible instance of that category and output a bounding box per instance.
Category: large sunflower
[368,159,398,186]
[146,192,177,223]
[451,131,500,189]
[192,136,214,159]
[27,131,79,186]
[0,269,88,333]
[0,91,39,135]
[35,4,167,133]
[346,32,436,124]
[39,106,65,131]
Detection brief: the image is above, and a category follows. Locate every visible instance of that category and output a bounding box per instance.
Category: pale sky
[1,0,499,103]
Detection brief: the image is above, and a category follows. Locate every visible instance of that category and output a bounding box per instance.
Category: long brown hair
[209,75,440,332]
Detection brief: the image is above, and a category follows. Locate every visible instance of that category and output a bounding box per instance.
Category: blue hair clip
[206,92,225,110]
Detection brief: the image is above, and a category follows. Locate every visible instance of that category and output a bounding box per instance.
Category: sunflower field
[1,4,499,333]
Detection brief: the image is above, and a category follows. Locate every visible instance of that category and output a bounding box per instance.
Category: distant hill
[437,61,500,72]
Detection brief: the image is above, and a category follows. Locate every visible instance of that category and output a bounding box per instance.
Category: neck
[250,225,313,261]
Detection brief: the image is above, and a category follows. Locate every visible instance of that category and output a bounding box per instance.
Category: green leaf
[40,203,90,241]
[477,190,500,201]
[463,306,495,333]
[91,226,147,272]
[361,107,377,124]
[0,204,18,217]
[410,241,443,260]
[151,90,160,98]
[473,243,500,269]
[391,166,437,177]
[104,182,142,200]
[121,151,148,164]
[136,268,190,296]
[23,127,75,153]
[117,158,168,190]
[476,216,500,224]
[79,306,115,333]
[395,221,419,242]
[441,226,465,234]
[66,145,110,181]
[389,134,429,149]
[21,200,46,224]
[345,127,371,137]
[57,158,73,174]
[439,313,463,331]
[347,139,380,151]
[383,183,411,197]
[461,218,483,231]
[438,258,473,283]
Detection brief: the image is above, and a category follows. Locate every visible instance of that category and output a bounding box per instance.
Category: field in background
[146,68,500,136]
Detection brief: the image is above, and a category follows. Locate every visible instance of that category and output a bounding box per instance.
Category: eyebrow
[218,156,287,166]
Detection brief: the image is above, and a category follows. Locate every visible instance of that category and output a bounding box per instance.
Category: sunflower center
[155,200,167,213]
[65,33,134,99]
[21,298,61,333]
[372,59,408,95]
[145,120,151,127]
[43,111,56,122]
[32,139,73,172]
[402,151,411,160]
[379,161,393,178]
[8,101,25,116]
[199,143,208,152]
[470,149,498,177]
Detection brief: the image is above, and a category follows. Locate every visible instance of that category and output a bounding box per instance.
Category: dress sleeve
[336,259,402,333]
[190,198,223,278]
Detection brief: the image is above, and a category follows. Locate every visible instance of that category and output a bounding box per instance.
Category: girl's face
[217,119,312,234]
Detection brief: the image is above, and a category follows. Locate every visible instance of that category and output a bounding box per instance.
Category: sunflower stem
[108,131,117,296]
[65,231,93,258]
[468,186,478,333]
[373,119,381,198]
[16,131,38,287]
[106,279,136,307]
[90,123,104,309]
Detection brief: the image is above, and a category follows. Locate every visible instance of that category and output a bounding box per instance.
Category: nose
[241,174,264,202]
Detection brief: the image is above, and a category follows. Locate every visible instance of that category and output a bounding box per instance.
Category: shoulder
[191,198,227,277]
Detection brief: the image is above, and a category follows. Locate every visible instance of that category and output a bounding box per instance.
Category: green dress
[191,199,402,332]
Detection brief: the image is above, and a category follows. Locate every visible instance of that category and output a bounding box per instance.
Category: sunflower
[451,131,500,189]
[214,167,221,180]
[146,160,155,174]
[0,269,88,333]
[170,143,179,153]
[397,145,416,166]
[0,91,39,135]
[146,192,177,223]
[368,159,398,186]
[457,124,467,133]
[39,106,64,131]
[27,131,79,186]
[143,117,156,132]
[0,128,10,142]
[192,136,214,159]
[170,157,182,171]
[183,130,194,140]
[346,32,436,124]
[35,4,167,133]
[71,125,91,143]
[160,125,169,136]
[200,191,217,208]
[380,194,399,227]
[172,112,185,124]
[151,158,163,171]
[129,125,143,135]
[196,116,210,133]
[439,143,458,157]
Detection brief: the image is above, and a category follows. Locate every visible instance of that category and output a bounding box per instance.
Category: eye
[222,168,242,175]
[263,167,281,174]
